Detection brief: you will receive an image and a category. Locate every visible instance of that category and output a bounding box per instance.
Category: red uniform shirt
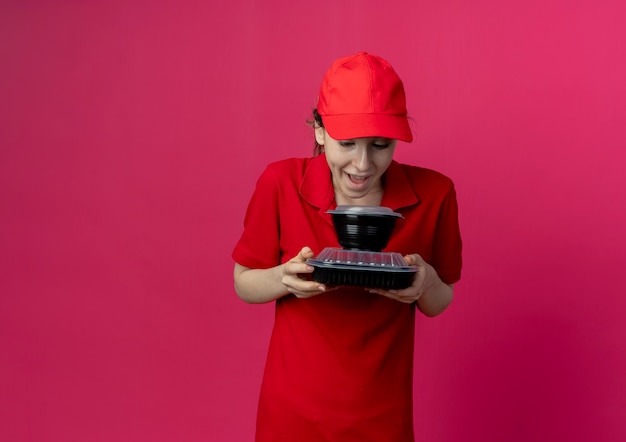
[233,154,462,441]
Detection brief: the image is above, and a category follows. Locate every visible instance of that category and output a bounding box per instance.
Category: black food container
[307,248,417,290]
[327,205,402,251]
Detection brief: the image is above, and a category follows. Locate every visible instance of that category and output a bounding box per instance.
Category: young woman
[232,52,462,441]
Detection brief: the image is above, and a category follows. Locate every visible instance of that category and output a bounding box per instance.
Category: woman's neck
[334,187,384,206]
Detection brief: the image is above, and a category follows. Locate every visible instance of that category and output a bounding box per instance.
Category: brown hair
[307,108,324,156]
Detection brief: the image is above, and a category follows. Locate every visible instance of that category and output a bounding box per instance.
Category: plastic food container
[307,247,417,289]
[327,205,402,251]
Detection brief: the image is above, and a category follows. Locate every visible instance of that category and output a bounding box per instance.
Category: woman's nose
[353,146,370,170]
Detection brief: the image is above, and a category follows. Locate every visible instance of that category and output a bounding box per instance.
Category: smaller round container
[328,205,403,251]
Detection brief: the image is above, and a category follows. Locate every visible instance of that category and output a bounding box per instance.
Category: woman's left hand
[368,254,452,315]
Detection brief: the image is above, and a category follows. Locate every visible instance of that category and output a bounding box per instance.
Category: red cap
[317,52,413,142]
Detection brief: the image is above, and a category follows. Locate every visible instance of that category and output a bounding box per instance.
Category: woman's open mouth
[347,173,370,187]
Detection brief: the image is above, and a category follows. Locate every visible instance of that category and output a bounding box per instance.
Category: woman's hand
[234,246,330,303]
[280,247,330,299]
[367,254,454,316]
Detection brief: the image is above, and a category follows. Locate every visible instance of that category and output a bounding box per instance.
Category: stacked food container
[307,206,417,289]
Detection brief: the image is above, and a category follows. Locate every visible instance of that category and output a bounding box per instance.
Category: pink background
[1,1,625,441]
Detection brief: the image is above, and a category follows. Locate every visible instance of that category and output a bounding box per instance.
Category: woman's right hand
[234,246,332,303]
[281,247,329,298]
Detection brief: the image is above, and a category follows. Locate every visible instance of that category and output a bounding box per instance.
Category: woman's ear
[314,126,325,147]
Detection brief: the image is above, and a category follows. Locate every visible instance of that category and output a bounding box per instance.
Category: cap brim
[322,114,413,143]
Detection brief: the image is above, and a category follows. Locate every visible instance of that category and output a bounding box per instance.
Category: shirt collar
[300,153,420,213]
[381,160,420,210]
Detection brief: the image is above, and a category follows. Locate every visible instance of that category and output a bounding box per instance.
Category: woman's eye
[372,143,391,149]
[339,141,355,147]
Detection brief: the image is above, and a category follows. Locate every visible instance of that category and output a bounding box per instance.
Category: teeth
[350,174,367,181]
